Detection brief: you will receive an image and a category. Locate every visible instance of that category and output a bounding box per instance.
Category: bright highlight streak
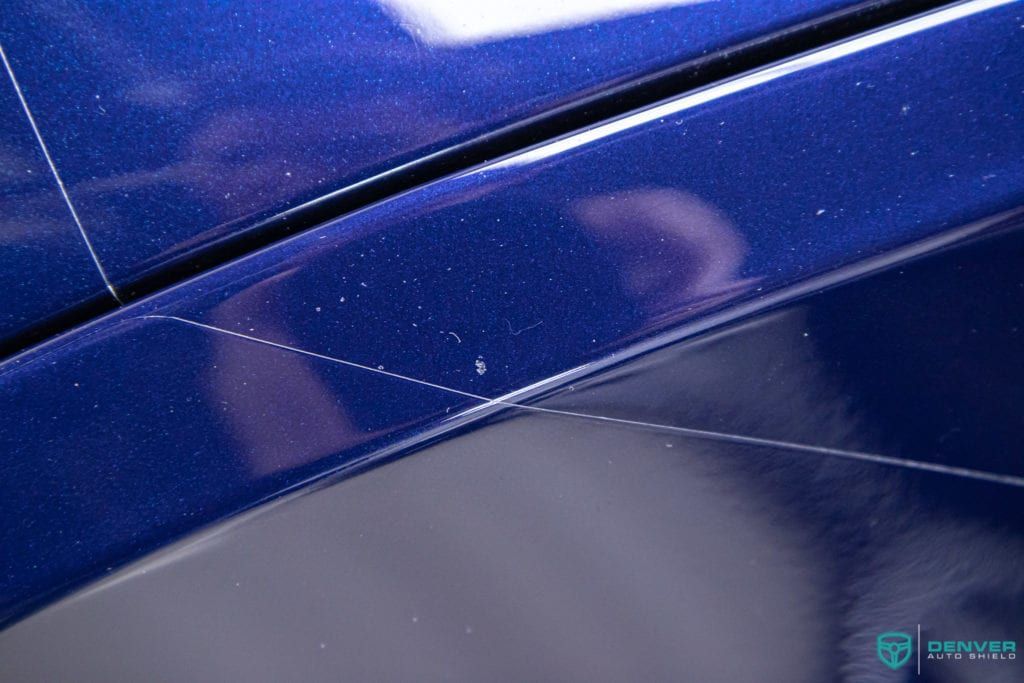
[379,0,711,46]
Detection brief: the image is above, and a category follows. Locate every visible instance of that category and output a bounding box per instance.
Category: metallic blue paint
[0,64,112,343]
[154,0,1024,400]
[0,0,1022,629]
[0,0,862,307]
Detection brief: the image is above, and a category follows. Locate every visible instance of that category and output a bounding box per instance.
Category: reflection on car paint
[0,0,859,295]
[0,0,1022,640]
[150,0,1024,400]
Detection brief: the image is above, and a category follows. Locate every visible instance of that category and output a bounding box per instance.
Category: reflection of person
[575,188,756,323]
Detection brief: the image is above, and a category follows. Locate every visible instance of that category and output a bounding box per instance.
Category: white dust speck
[815,209,826,216]
[475,358,487,375]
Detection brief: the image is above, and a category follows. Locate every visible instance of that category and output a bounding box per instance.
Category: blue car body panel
[157,0,1024,399]
[0,0,864,336]
[0,67,113,343]
[1,0,1022,640]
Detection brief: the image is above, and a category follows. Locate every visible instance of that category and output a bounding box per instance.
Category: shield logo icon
[877,632,913,670]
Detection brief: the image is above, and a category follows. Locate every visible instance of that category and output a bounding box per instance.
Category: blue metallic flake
[0,0,863,291]
[152,0,1024,400]
[0,53,112,343]
[1,0,1023,629]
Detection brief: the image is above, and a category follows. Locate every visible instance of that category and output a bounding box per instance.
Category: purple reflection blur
[208,283,366,476]
[575,188,757,320]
